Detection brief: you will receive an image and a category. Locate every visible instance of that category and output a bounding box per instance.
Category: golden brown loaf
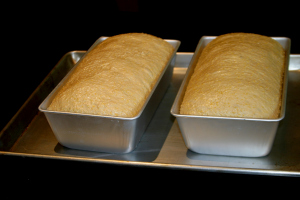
[48,33,174,117]
[180,33,285,119]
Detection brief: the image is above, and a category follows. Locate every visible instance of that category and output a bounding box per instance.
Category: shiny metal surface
[1,51,299,176]
[171,36,291,157]
[39,37,180,153]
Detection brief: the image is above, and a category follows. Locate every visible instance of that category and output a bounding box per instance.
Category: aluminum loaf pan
[171,36,291,157]
[39,36,181,153]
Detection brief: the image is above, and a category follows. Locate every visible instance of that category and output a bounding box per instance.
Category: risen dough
[48,33,174,117]
[180,33,285,119]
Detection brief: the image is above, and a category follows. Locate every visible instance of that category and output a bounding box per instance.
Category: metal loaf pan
[171,36,291,157]
[39,36,181,153]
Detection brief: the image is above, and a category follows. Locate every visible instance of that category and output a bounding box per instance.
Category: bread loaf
[48,33,174,117]
[180,33,285,119]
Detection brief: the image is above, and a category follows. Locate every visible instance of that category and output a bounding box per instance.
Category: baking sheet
[1,52,299,176]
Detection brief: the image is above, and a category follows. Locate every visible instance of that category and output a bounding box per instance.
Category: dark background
[1,1,299,184]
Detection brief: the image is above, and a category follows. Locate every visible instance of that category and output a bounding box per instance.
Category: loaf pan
[39,36,180,153]
[171,36,290,157]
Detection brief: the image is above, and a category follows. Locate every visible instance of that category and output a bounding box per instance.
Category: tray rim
[2,150,300,177]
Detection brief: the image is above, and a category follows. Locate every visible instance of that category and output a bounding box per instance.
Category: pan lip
[39,36,181,121]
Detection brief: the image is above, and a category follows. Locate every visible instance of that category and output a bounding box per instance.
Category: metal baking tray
[0,51,299,176]
[171,36,291,157]
[38,36,181,153]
